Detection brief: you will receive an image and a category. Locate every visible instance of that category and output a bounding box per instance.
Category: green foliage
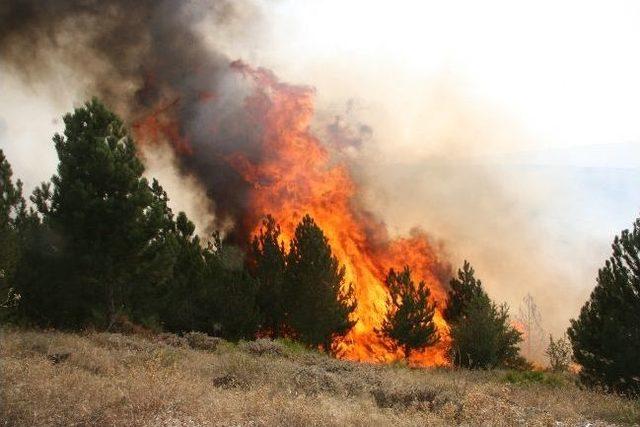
[209,257,260,341]
[144,218,260,340]
[0,149,27,313]
[13,99,172,328]
[447,262,522,369]
[450,295,522,369]
[285,214,356,351]
[151,209,209,333]
[567,215,640,396]
[276,337,311,356]
[502,370,566,387]
[12,213,72,326]
[545,334,572,373]
[378,266,439,358]
[9,100,260,341]
[0,149,26,225]
[248,214,287,337]
[443,260,484,323]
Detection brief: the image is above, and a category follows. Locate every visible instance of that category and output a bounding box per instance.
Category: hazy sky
[1,0,639,346]
[260,0,640,152]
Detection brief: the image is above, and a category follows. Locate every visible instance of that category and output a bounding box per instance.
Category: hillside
[1,329,638,426]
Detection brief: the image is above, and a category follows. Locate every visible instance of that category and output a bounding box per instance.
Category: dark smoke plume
[0,0,264,240]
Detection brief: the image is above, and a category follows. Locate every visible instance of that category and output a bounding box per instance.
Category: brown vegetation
[1,329,638,426]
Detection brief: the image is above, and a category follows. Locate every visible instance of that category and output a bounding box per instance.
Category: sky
[1,0,639,348]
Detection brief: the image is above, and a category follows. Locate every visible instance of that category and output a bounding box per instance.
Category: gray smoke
[0,0,266,241]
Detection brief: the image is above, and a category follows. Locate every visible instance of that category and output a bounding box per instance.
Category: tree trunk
[324,339,332,355]
[106,282,116,330]
[404,344,411,361]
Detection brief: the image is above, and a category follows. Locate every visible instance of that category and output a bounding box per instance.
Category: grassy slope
[1,329,638,426]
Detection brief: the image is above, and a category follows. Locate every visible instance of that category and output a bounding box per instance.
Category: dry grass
[1,328,638,426]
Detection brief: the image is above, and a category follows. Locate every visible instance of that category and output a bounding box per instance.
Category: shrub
[240,338,285,357]
[545,334,572,372]
[449,293,522,369]
[276,338,310,356]
[212,373,242,389]
[184,331,221,351]
[155,332,188,348]
[446,262,522,369]
[293,365,341,396]
[110,314,154,336]
[502,370,566,387]
[371,386,444,411]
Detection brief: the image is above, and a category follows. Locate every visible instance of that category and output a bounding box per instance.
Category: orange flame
[135,61,452,366]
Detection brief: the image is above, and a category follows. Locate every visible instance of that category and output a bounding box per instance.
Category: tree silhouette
[568,215,640,395]
[378,266,439,359]
[444,260,484,323]
[19,99,171,328]
[248,214,287,337]
[285,214,356,351]
[446,261,523,368]
[0,149,26,313]
[516,293,545,362]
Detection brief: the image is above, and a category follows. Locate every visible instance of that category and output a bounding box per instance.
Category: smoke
[307,70,595,349]
[0,0,612,351]
[0,1,228,108]
[0,0,269,238]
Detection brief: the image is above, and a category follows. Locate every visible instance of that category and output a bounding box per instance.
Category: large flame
[135,61,451,366]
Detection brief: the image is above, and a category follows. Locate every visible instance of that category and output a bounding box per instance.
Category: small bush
[184,331,222,351]
[372,386,441,410]
[293,366,341,396]
[212,373,242,389]
[446,263,522,369]
[46,352,70,364]
[314,357,358,374]
[546,334,572,372]
[155,332,188,348]
[110,314,155,336]
[15,332,50,356]
[502,370,565,387]
[276,338,310,356]
[240,338,285,357]
[89,332,151,352]
[152,347,182,367]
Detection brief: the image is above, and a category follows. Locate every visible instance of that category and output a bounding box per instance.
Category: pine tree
[0,149,26,312]
[285,214,356,351]
[449,294,522,368]
[248,214,287,337]
[0,149,26,228]
[150,206,209,333]
[378,266,439,359]
[567,215,640,395]
[12,182,65,326]
[23,99,170,328]
[443,260,485,323]
[206,234,260,340]
[446,262,522,368]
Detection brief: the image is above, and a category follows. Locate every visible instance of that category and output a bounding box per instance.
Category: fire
[134,61,451,366]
